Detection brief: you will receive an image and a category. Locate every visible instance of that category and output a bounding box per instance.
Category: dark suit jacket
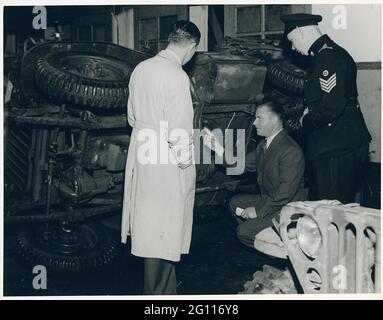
[246,130,306,219]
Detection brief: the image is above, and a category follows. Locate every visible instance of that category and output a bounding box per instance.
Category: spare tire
[266,59,307,95]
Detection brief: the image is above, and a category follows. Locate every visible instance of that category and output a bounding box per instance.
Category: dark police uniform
[282,14,371,203]
[304,34,371,203]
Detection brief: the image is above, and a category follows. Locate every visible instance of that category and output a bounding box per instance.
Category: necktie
[258,140,267,168]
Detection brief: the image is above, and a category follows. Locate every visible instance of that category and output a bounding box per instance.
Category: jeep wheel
[266,60,306,95]
[35,51,132,109]
[19,42,150,108]
[15,221,119,273]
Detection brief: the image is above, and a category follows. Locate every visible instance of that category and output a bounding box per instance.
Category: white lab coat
[121,50,196,262]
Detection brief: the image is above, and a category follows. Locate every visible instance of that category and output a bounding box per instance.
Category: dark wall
[4,6,44,42]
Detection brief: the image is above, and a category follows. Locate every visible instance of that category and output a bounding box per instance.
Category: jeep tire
[266,59,306,95]
[34,51,132,109]
[15,222,119,273]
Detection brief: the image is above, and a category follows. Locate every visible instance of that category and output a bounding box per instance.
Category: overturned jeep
[5,40,307,273]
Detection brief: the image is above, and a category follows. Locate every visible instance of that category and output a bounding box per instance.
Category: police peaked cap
[281,13,322,35]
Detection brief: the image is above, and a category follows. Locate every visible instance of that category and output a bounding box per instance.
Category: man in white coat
[121,21,201,295]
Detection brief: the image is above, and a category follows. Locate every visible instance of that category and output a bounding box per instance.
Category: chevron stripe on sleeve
[319,73,337,93]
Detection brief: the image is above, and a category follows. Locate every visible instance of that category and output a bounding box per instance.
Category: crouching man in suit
[229,101,306,248]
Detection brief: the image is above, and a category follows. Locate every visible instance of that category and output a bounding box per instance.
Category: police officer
[281,13,371,204]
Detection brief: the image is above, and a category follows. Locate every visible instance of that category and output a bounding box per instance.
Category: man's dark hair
[258,101,286,123]
[168,20,201,45]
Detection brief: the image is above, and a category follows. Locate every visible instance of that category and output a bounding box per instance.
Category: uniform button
[328,123,332,126]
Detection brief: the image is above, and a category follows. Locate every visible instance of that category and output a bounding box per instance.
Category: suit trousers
[308,144,369,204]
[228,194,275,248]
[143,258,177,295]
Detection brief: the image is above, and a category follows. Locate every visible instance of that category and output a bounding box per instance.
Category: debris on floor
[239,265,297,294]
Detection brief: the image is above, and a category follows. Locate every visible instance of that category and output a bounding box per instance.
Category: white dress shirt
[266,128,283,149]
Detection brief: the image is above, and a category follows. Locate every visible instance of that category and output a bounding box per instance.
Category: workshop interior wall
[357,68,381,163]
[189,5,209,52]
[224,4,311,37]
[311,4,381,63]
[112,8,134,49]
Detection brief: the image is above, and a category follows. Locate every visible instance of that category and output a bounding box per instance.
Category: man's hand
[201,127,225,157]
[236,207,257,219]
[169,135,194,169]
[299,107,309,127]
[177,146,193,169]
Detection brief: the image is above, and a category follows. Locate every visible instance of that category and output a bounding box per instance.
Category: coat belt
[133,119,161,131]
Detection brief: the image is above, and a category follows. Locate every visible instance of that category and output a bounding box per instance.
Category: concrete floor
[3,205,288,296]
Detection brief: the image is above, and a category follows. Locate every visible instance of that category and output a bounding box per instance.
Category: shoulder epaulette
[318,43,333,53]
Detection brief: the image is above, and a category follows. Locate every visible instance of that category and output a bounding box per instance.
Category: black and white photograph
[1,1,381,299]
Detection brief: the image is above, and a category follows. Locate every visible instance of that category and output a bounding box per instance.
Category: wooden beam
[209,6,223,46]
